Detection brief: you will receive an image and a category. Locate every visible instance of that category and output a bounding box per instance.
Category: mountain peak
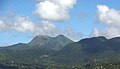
[57,35,65,37]
[28,35,51,46]
[109,37,120,41]
[56,35,67,39]
[55,35,73,42]
[79,36,107,45]
[32,35,51,41]
[93,36,107,41]
[27,35,73,50]
[35,35,50,39]
[80,36,107,42]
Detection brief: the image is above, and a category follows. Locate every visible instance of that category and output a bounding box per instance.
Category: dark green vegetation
[0,35,120,69]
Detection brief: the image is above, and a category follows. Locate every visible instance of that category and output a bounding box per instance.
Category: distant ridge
[52,36,120,64]
[1,35,73,50]
[1,36,120,65]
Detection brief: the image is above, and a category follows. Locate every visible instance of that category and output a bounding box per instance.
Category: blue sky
[0,0,120,46]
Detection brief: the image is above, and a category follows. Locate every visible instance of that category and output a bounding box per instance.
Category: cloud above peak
[91,5,120,38]
[97,4,120,27]
[34,0,76,21]
[0,0,82,42]
[0,16,81,41]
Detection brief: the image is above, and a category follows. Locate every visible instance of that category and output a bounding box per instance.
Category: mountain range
[0,35,120,68]
[1,35,73,51]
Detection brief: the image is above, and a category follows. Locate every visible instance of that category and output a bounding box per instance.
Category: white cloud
[0,15,82,41]
[34,0,76,21]
[36,21,82,41]
[13,16,36,32]
[36,20,61,36]
[97,4,120,27]
[91,28,102,37]
[103,27,120,38]
[41,20,57,31]
[91,5,120,38]
[33,0,81,41]
[91,27,120,38]
[0,19,6,31]
[0,16,38,33]
[64,27,83,41]
[0,0,82,42]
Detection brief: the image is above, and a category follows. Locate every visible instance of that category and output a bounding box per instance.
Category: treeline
[0,61,120,69]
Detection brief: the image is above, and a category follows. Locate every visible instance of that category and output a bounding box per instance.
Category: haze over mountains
[0,35,120,68]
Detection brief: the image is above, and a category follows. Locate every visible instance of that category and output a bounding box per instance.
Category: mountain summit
[28,35,51,47]
[2,35,73,50]
[28,35,73,50]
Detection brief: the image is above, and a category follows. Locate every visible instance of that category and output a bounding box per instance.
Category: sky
[0,0,120,46]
